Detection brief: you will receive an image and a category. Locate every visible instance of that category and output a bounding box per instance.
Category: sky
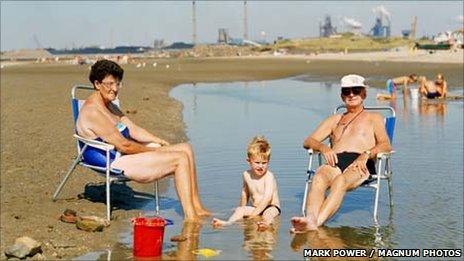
[1,1,463,51]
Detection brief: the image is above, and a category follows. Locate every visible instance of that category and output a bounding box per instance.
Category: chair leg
[301,181,310,217]
[106,150,111,221]
[106,180,112,221]
[52,153,83,201]
[155,181,160,216]
[387,176,393,210]
[373,186,380,225]
[373,159,383,225]
[302,152,315,217]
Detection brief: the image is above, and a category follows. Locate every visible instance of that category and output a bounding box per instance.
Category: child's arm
[249,175,275,216]
[239,183,249,207]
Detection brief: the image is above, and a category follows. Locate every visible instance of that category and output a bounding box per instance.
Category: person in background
[419,73,448,99]
[377,74,418,100]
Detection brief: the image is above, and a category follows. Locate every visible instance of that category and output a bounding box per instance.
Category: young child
[212,135,281,230]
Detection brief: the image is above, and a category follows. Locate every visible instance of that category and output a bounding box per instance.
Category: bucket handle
[131,216,174,226]
[164,218,174,226]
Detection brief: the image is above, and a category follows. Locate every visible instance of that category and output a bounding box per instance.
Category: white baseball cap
[340,74,368,88]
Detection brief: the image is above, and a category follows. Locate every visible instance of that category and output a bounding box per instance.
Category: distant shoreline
[2,49,462,68]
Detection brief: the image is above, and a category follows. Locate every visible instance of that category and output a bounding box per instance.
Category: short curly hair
[247,135,271,160]
[89,59,124,86]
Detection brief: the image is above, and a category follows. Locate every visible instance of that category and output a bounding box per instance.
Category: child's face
[247,156,269,176]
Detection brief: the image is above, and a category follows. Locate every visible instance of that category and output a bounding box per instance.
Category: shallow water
[82,77,463,260]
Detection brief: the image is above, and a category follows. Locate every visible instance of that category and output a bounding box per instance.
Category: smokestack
[192,1,197,45]
[243,1,248,40]
[410,16,417,40]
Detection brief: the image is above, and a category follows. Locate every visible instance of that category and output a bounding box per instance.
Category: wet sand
[1,57,463,259]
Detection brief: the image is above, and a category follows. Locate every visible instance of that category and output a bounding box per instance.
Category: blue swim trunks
[386,79,397,94]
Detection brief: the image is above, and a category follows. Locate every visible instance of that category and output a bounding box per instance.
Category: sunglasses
[341,87,364,96]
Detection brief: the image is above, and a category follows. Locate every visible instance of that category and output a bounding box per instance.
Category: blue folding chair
[53,85,160,221]
[301,105,395,224]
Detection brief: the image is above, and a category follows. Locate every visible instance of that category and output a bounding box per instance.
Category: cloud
[343,17,362,28]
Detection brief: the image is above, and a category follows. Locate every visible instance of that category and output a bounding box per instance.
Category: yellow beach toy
[192,248,222,258]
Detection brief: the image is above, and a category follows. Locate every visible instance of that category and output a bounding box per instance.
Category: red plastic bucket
[132,216,173,258]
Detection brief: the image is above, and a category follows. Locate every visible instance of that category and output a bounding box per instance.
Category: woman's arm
[121,116,170,146]
[85,109,158,154]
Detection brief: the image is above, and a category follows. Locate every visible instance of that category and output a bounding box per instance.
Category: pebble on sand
[4,236,42,259]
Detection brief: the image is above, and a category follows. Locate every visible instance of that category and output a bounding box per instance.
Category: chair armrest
[307,148,320,155]
[73,134,115,151]
[376,150,395,159]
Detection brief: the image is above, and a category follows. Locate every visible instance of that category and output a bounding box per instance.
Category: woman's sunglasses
[341,87,364,96]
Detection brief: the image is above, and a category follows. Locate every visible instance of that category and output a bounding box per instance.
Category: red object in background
[132,216,169,258]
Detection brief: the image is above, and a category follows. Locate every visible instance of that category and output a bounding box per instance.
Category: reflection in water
[165,222,202,260]
[243,219,280,260]
[290,222,395,254]
[192,82,197,115]
[419,100,447,118]
[244,81,250,117]
[376,92,449,127]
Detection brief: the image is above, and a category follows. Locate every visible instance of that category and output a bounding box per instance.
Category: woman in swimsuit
[75,59,210,221]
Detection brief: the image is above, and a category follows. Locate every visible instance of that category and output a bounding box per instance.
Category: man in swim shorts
[291,74,392,232]
[419,74,448,99]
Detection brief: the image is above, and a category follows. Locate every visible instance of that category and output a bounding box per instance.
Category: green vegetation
[269,35,429,53]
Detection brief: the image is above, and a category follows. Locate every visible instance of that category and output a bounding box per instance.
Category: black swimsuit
[426,92,440,99]
[336,152,376,174]
[259,205,281,215]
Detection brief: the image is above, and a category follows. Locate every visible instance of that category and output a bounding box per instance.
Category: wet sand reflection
[242,218,280,260]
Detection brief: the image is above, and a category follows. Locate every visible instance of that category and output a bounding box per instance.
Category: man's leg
[290,165,340,232]
[306,165,341,218]
[316,166,369,226]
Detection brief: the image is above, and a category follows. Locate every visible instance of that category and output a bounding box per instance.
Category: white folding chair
[53,85,160,221]
[301,105,395,224]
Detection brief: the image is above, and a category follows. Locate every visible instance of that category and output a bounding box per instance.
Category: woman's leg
[111,150,199,221]
[155,143,210,215]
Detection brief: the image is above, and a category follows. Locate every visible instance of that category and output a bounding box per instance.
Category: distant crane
[32,34,43,49]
